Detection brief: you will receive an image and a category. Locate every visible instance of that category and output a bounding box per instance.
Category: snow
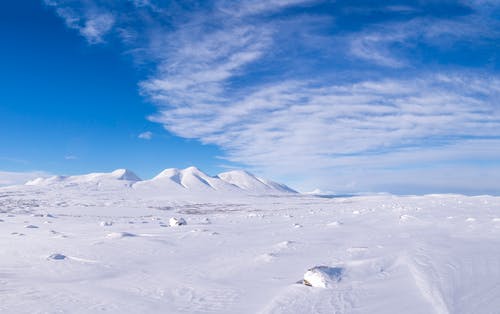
[0,170,499,313]
[217,170,296,193]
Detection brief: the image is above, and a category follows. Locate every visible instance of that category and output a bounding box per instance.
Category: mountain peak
[153,168,180,180]
[182,166,204,175]
[110,169,141,181]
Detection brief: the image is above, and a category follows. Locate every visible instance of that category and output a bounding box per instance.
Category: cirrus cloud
[44,0,500,193]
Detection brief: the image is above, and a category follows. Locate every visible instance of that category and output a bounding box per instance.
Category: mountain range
[25,167,296,195]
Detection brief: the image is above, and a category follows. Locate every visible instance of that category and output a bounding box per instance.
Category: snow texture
[0,169,499,313]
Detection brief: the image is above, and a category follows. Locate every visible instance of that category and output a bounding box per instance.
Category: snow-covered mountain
[25,166,297,195]
[217,170,296,194]
[25,169,141,188]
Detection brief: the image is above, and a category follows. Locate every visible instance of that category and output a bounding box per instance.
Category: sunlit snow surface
[1,179,499,313]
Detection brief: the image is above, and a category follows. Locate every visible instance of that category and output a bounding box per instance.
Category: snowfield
[1,168,499,313]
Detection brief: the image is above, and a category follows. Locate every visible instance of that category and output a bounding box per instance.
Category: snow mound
[327,221,343,227]
[303,266,344,288]
[107,232,137,239]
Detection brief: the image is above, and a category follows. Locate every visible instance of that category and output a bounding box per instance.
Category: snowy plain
[1,167,499,313]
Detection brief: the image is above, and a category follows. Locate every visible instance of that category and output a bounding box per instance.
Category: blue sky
[1,0,499,194]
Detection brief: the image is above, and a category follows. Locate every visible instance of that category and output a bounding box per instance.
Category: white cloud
[64,155,78,160]
[219,0,316,17]
[45,1,115,44]
[138,131,153,140]
[349,33,406,68]
[145,74,500,192]
[347,12,500,67]
[79,12,115,44]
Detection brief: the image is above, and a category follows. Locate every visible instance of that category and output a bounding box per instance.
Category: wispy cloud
[44,0,115,44]
[138,131,153,140]
[45,0,500,193]
[218,0,316,17]
[148,74,500,171]
[347,11,500,67]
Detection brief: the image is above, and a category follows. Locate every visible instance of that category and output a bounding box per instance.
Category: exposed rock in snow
[48,253,67,260]
[303,266,344,288]
[100,221,113,227]
[169,217,187,226]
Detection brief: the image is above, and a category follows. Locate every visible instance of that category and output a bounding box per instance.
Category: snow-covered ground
[1,169,499,313]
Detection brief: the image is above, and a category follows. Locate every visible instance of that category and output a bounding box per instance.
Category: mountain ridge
[25,166,297,195]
